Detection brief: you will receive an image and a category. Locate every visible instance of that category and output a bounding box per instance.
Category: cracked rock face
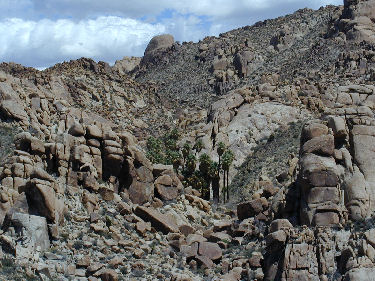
[5,3,375,280]
[339,0,375,43]
[297,113,375,224]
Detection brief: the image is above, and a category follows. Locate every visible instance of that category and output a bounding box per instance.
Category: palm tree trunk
[223,171,226,203]
[213,177,219,204]
[226,170,229,201]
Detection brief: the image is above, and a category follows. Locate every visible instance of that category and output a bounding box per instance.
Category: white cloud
[0,0,343,21]
[0,16,166,68]
[0,0,344,68]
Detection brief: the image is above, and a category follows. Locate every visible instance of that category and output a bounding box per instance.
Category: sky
[0,0,343,69]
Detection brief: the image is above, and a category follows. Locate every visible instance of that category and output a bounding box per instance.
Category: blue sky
[0,0,342,68]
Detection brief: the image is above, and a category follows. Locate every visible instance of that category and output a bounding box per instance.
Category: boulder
[100,269,118,281]
[198,241,222,261]
[180,243,198,258]
[208,232,232,244]
[269,219,293,233]
[154,174,181,201]
[134,206,178,234]
[143,34,174,63]
[26,179,65,224]
[128,181,154,205]
[301,135,335,156]
[179,224,195,237]
[31,168,55,182]
[301,123,328,143]
[86,124,103,139]
[299,154,339,188]
[2,212,50,256]
[195,255,214,269]
[125,155,155,205]
[0,100,28,121]
[68,122,85,137]
[266,230,287,247]
[234,51,253,77]
[306,186,340,204]
[186,234,207,245]
[152,164,174,177]
[220,267,242,281]
[328,116,347,139]
[312,212,340,226]
[237,198,268,220]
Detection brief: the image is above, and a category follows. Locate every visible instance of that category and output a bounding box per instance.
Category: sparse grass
[230,120,306,202]
[60,232,69,241]
[0,258,39,281]
[73,240,84,250]
[0,124,20,164]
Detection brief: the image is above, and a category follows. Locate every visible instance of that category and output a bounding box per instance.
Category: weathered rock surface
[134,206,178,234]
[3,3,375,281]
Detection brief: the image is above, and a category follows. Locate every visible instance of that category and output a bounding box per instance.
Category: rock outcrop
[339,0,375,43]
[142,34,175,65]
[4,3,375,280]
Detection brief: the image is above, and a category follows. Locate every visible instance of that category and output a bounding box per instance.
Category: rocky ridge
[2,1,375,280]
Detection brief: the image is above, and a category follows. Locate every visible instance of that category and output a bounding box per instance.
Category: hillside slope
[3,1,375,280]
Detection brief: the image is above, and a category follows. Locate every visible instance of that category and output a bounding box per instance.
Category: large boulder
[154,172,183,201]
[237,198,268,220]
[26,179,65,224]
[143,34,174,64]
[126,158,154,205]
[134,206,178,234]
[0,100,28,122]
[340,0,375,43]
[198,241,222,262]
[2,212,50,257]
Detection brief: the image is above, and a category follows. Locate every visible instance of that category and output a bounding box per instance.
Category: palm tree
[217,142,226,169]
[194,139,204,154]
[182,143,192,171]
[199,153,212,200]
[185,153,196,176]
[222,149,234,202]
[217,142,226,201]
[210,161,220,204]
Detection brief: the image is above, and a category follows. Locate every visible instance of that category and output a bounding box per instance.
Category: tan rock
[68,122,85,136]
[213,220,232,232]
[266,230,287,247]
[86,124,103,139]
[99,269,118,281]
[220,267,242,281]
[179,224,195,237]
[180,242,198,258]
[301,135,334,156]
[328,116,347,139]
[134,206,178,234]
[198,241,222,261]
[301,123,328,142]
[186,234,207,245]
[31,168,54,182]
[26,179,64,224]
[99,187,114,201]
[128,181,154,205]
[0,100,28,121]
[237,198,268,220]
[136,221,151,235]
[269,219,293,233]
[154,175,179,201]
[312,212,340,226]
[194,255,214,269]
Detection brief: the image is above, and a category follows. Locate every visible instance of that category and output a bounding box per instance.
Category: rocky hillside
[3,0,375,280]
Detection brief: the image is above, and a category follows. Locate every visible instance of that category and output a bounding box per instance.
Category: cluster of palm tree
[146,128,235,204]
